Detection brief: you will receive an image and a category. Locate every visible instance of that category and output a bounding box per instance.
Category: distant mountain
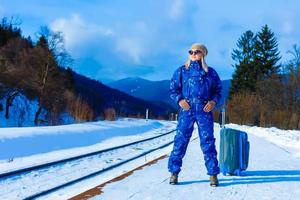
[72,72,176,119]
[108,77,231,109]
[108,77,177,109]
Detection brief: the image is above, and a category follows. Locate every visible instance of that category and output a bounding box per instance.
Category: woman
[168,43,222,187]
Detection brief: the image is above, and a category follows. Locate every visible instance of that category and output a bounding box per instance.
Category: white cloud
[263,9,296,36]
[0,6,5,17]
[114,21,153,65]
[116,37,143,64]
[50,14,114,51]
[277,11,295,35]
[38,0,300,81]
[50,14,151,64]
[282,21,293,34]
[169,0,184,20]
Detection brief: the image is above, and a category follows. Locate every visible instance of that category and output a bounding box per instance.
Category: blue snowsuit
[168,60,222,175]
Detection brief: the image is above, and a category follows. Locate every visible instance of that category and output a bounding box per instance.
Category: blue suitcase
[219,128,250,176]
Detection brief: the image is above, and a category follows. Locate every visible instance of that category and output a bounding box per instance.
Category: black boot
[210,175,219,187]
[169,173,178,185]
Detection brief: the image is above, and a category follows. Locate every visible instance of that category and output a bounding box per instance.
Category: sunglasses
[188,50,203,55]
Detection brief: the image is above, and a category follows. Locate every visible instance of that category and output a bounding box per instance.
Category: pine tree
[229,25,281,98]
[230,30,257,97]
[255,24,281,79]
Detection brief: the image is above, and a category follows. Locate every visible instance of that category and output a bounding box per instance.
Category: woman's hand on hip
[203,100,216,112]
[179,99,190,111]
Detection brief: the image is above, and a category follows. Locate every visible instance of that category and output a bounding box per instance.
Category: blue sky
[1,0,299,82]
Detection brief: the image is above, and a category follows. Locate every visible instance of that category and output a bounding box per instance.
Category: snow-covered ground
[93,124,300,200]
[0,118,176,172]
[0,118,177,200]
[1,118,300,200]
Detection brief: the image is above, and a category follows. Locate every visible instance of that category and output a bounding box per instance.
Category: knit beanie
[190,43,208,56]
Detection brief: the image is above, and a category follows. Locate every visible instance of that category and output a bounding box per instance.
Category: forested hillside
[0,17,175,127]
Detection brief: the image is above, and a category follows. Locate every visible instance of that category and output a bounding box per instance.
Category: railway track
[0,129,176,200]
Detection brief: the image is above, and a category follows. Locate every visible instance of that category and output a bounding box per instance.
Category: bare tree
[36,26,73,68]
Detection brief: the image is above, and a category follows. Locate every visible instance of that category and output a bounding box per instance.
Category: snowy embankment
[0,118,176,173]
[0,94,74,128]
[226,123,300,158]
